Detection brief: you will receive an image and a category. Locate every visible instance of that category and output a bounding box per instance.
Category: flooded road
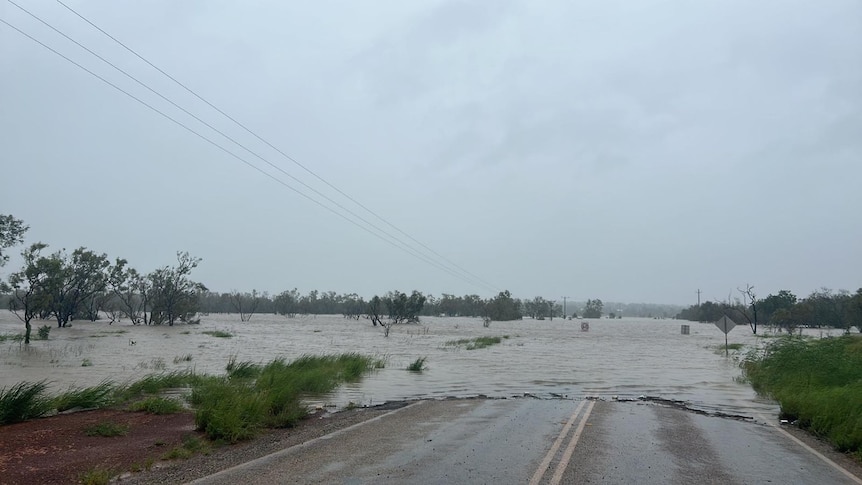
[0,311,829,417]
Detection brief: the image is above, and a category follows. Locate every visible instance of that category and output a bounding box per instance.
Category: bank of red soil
[0,405,394,485]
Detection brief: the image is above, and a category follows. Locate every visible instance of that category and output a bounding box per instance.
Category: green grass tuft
[444,336,503,350]
[79,467,115,485]
[84,421,129,437]
[129,396,184,415]
[53,382,116,412]
[0,380,52,424]
[202,330,232,338]
[407,357,427,372]
[226,355,261,380]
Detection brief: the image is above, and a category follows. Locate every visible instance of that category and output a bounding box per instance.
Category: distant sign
[714,315,737,335]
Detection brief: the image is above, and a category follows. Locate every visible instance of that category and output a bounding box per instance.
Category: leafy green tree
[107,258,148,324]
[484,290,522,321]
[759,290,797,326]
[147,252,206,326]
[583,299,603,319]
[274,288,300,317]
[7,243,53,343]
[383,290,426,324]
[0,214,28,269]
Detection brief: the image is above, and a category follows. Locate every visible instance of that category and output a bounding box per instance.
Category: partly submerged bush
[743,335,862,453]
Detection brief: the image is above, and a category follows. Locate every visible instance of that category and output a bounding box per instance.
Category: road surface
[188,398,862,484]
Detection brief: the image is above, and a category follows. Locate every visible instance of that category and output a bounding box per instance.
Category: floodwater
[0,311,834,417]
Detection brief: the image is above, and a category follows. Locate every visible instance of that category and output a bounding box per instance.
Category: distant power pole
[561,296,570,318]
[696,289,702,307]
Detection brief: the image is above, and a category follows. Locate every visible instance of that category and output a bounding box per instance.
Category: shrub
[743,335,862,453]
[36,325,51,340]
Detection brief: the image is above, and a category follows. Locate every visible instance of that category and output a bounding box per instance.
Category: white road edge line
[758,414,862,485]
[528,400,587,485]
[550,400,596,485]
[184,400,427,485]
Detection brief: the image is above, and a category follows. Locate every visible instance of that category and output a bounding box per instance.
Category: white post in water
[714,315,737,356]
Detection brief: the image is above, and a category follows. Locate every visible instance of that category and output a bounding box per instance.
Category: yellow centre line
[528,400,588,485]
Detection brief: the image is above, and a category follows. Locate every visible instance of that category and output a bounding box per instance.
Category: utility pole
[561,296,570,318]
[696,289,701,307]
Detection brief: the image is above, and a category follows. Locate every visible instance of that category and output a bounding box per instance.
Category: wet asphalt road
[188,399,862,485]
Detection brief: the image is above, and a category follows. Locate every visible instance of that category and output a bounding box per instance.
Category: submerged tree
[148,252,206,326]
[7,243,53,344]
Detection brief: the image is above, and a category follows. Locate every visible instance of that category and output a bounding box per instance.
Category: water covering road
[187,398,862,484]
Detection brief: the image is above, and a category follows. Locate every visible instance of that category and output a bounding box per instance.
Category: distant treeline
[676,288,862,334]
[195,290,680,320]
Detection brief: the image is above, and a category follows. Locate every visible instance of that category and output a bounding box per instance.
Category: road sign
[714,315,737,356]
[714,315,736,335]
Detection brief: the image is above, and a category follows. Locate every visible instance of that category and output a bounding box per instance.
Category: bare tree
[229,290,261,322]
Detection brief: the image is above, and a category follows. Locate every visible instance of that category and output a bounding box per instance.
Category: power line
[5,0,495,293]
[0,15,494,291]
[53,0,501,294]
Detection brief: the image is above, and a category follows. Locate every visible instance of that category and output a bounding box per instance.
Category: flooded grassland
[1,311,831,417]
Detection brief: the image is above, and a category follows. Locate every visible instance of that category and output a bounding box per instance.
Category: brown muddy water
[0,311,836,417]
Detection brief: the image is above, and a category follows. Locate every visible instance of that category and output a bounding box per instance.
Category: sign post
[714,315,737,356]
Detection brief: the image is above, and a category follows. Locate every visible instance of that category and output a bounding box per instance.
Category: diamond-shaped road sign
[714,315,737,335]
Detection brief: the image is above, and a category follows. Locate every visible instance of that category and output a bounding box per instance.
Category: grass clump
[129,396,184,415]
[53,382,116,412]
[202,330,233,338]
[173,354,193,364]
[118,370,203,401]
[0,333,24,343]
[193,354,379,442]
[79,467,114,485]
[0,380,52,424]
[445,336,503,350]
[407,357,427,372]
[226,355,261,380]
[162,434,210,460]
[84,421,129,437]
[743,335,862,454]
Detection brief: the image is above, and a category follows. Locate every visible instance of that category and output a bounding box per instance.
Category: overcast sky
[1,0,860,305]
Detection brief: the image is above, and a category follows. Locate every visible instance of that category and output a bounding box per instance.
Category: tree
[106,258,148,324]
[583,299,603,319]
[12,246,110,328]
[366,290,426,337]
[7,243,52,344]
[484,290,522,322]
[274,288,300,317]
[148,252,206,326]
[229,290,261,322]
[738,284,759,334]
[0,214,28,269]
[759,290,797,326]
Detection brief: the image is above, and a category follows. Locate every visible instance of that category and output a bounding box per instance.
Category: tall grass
[445,336,504,350]
[53,381,117,412]
[0,380,52,424]
[118,370,203,401]
[743,335,862,454]
[193,353,379,442]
